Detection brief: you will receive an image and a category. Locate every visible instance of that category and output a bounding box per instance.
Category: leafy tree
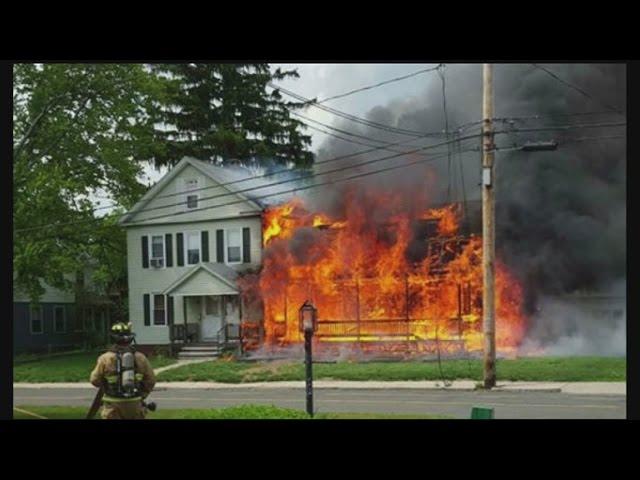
[151,64,314,169]
[13,64,161,302]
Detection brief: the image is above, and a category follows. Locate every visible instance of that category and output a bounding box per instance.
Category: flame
[245,190,527,356]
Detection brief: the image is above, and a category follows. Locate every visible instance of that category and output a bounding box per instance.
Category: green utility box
[471,407,494,419]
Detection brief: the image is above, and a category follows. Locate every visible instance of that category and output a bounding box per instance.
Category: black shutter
[141,236,149,269]
[167,296,174,325]
[201,231,209,262]
[177,233,184,266]
[165,234,173,267]
[216,229,224,263]
[243,227,251,263]
[143,294,150,326]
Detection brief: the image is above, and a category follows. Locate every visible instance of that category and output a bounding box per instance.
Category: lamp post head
[299,300,318,334]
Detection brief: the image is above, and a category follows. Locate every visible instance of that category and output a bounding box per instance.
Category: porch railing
[170,323,200,344]
[216,323,241,349]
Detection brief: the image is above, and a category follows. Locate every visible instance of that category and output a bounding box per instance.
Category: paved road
[13,386,626,419]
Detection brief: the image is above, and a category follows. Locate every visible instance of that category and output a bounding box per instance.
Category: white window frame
[185,230,202,265]
[30,305,43,335]
[225,228,243,265]
[183,177,202,211]
[149,234,166,269]
[186,193,199,209]
[53,305,66,334]
[153,294,167,326]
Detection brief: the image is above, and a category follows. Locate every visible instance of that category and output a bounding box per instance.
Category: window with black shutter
[141,235,149,268]
[202,231,209,262]
[165,234,173,267]
[167,296,174,325]
[143,294,150,326]
[177,233,184,266]
[243,227,251,263]
[216,229,224,263]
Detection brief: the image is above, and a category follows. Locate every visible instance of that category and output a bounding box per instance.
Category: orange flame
[245,192,526,356]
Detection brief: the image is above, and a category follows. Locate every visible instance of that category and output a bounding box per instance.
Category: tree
[13,64,161,302]
[151,64,314,169]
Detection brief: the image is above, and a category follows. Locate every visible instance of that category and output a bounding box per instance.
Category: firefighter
[89,322,156,420]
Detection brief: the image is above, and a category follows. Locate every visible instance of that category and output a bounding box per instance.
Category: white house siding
[126,216,262,345]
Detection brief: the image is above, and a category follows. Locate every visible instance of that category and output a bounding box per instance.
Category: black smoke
[310,63,626,314]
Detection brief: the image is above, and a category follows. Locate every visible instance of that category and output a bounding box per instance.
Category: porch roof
[162,263,239,296]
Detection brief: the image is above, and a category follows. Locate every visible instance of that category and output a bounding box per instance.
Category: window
[186,231,201,265]
[30,306,43,334]
[187,194,198,209]
[150,235,165,267]
[183,178,200,211]
[153,295,166,325]
[226,229,242,264]
[54,306,66,333]
[205,296,220,316]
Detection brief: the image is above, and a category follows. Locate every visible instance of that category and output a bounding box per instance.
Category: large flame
[242,188,526,356]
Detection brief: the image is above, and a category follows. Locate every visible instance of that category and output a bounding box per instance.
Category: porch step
[177,351,220,360]
[180,345,221,352]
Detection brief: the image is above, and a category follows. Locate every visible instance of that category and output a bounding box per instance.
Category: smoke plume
[306,64,626,354]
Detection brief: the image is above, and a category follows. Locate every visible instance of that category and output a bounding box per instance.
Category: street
[13,386,626,419]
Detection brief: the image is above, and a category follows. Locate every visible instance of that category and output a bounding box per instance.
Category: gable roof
[162,262,239,296]
[118,157,267,226]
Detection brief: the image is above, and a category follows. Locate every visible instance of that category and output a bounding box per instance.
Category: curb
[13,381,623,395]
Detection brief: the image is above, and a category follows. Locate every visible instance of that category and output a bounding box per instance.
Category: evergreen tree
[151,64,314,169]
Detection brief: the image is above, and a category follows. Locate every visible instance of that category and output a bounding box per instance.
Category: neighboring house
[118,157,272,356]
[13,268,112,354]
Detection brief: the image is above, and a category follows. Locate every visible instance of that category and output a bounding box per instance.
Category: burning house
[239,186,526,358]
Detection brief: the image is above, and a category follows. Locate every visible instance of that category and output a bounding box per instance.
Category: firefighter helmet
[110,322,135,345]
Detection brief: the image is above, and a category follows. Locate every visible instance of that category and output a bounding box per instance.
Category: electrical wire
[531,64,625,116]
[17,135,483,233]
[311,64,443,104]
[270,82,441,137]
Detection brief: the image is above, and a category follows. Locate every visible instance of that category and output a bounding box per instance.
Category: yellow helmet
[110,322,135,343]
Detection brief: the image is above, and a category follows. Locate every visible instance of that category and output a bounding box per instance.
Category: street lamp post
[299,300,318,417]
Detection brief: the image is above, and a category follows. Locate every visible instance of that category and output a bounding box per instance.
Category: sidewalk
[12,380,626,395]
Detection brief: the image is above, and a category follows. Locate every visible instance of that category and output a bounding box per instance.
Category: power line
[292,110,483,156]
[22,116,624,226]
[531,64,625,116]
[17,135,484,233]
[493,120,626,135]
[310,64,443,104]
[21,132,622,236]
[271,82,434,137]
[84,126,469,215]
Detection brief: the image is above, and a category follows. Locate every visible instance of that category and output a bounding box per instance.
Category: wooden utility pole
[482,63,497,388]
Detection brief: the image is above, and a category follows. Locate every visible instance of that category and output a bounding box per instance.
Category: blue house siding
[13,302,79,353]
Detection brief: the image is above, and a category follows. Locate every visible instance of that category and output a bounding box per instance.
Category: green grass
[157,356,626,383]
[13,405,451,420]
[13,351,176,383]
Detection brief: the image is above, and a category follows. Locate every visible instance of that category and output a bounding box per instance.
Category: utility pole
[482,63,497,389]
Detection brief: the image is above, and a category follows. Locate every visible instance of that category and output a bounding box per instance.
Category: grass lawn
[157,356,626,383]
[13,405,451,420]
[13,351,176,383]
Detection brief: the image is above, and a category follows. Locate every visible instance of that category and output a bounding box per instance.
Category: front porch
[163,263,244,358]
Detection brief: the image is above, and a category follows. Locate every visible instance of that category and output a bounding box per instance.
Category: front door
[200,296,222,341]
